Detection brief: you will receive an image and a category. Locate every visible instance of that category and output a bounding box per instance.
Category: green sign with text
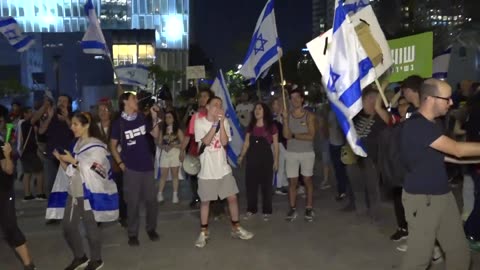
[387,32,433,82]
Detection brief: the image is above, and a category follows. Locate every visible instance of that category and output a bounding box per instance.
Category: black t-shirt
[0,141,14,192]
[46,115,74,159]
[401,114,449,195]
[353,111,386,161]
[21,121,37,154]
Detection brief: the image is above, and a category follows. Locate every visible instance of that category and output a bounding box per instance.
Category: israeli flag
[326,0,375,157]
[432,46,452,80]
[238,0,282,81]
[115,64,149,88]
[211,70,244,168]
[81,0,108,56]
[0,17,34,52]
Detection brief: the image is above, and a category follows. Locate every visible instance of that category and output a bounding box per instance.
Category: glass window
[139,16,145,28]
[72,2,79,17]
[161,0,168,14]
[139,0,145,13]
[176,0,182,13]
[65,7,71,16]
[57,4,63,16]
[64,19,71,32]
[153,0,160,14]
[147,0,153,14]
[19,7,24,16]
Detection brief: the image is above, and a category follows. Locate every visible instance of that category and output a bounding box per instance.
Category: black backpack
[377,115,419,188]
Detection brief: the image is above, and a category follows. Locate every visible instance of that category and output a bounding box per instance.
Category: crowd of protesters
[1,76,480,270]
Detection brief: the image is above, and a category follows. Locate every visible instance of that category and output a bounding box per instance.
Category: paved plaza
[1,168,479,270]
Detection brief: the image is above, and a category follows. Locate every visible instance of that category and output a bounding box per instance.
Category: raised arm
[430,135,480,158]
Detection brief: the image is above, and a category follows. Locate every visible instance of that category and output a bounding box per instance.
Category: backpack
[377,114,419,188]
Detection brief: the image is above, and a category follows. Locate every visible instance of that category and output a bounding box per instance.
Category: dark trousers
[44,158,59,195]
[63,197,101,261]
[0,190,26,248]
[392,186,407,229]
[113,172,127,221]
[465,168,480,241]
[123,169,158,237]
[347,157,381,217]
[245,137,273,214]
[330,144,349,195]
[188,173,199,202]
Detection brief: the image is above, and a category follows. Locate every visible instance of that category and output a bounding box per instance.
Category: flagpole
[374,78,389,108]
[278,56,288,112]
[105,48,124,97]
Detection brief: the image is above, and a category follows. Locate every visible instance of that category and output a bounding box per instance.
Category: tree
[0,80,29,97]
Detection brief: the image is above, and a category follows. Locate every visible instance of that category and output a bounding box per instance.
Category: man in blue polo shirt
[400,78,480,270]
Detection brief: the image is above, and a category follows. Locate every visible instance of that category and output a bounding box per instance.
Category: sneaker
[243,212,255,220]
[396,244,408,252]
[128,236,140,247]
[157,192,164,203]
[189,198,200,209]
[172,193,179,204]
[285,208,297,222]
[45,219,61,225]
[297,186,305,195]
[35,194,47,201]
[23,195,35,202]
[85,260,104,270]
[64,255,89,270]
[335,193,347,201]
[319,180,331,190]
[305,208,315,222]
[147,230,159,241]
[195,231,209,248]
[390,228,408,242]
[432,245,443,264]
[24,263,36,270]
[263,214,270,221]
[231,226,254,240]
[275,188,288,195]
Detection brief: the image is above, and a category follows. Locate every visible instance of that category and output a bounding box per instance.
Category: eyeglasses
[431,95,451,102]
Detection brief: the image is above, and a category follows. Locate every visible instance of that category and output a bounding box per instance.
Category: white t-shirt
[194,117,232,180]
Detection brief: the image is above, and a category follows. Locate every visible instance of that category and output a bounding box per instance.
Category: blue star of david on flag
[254,34,268,55]
[238,0,282,81]
[327,68,340,92]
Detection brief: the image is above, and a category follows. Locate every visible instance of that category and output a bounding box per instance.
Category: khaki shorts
[285,151,315,178]
[160,148,181,168]
[198,173,239,202]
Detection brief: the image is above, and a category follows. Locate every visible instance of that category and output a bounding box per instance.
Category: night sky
[192,0,311,71]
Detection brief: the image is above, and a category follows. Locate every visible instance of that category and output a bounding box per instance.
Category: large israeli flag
[326,0,375,157]
[0,17,34,52]
[211,70,244,168]
[238,0,282,81]
[81,0,109,56]
[115,64,149,88]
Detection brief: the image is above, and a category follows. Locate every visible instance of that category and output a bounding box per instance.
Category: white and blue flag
[308,0,375,157]
[211,70,244,168]
[432,46,452,80]
[115,64,149,88]
[238,0,282,81]
[0,17,34,52]
[81,0,109,56]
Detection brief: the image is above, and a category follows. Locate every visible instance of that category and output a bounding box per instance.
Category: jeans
[329,144,349,195]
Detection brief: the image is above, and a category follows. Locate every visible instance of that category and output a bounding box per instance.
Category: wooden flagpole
[278,56,288,112]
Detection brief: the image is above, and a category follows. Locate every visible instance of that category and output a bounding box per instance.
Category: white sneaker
[297,186,305,195]
[263,214,270,221]
[172,193,179,204]
[157,192,164,203]
[396,244,408,252]
[243,212,255,220]
[195,231,209,248]
[231,226,254,240]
